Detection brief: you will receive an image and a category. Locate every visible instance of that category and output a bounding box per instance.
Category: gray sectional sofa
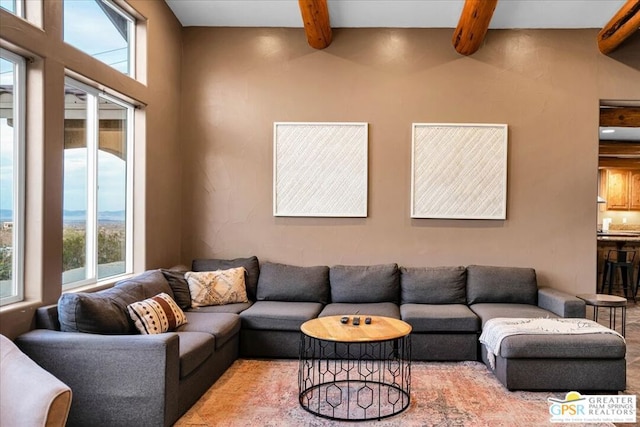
[14,258,627,427]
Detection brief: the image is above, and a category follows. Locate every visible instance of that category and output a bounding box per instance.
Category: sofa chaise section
[464,265,624,391]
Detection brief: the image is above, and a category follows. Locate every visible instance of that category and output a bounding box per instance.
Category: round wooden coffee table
[298,315,412,421]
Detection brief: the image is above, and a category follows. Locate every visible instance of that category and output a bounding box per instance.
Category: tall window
[0,49,25,306]
[0,0,23,16]
[63,0,134,76]
[63,78,133,289]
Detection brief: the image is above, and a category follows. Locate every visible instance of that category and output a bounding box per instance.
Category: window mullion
[13,52,25,302]
[85,93,98,281]
[125,106,134,273]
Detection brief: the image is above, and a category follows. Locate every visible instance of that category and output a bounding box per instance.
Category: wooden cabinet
[605,169,640,211]
[631,170,640,210]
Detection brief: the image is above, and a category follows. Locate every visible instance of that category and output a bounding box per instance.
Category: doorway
[597,101,640,297]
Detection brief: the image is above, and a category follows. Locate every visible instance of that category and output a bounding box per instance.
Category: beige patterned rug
[175,359,613,427]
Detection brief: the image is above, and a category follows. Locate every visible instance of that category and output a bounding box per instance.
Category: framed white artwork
[411,123,508,220]
[273,122,368,217]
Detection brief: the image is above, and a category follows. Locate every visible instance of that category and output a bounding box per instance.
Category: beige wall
[180,27,640,294]
[0,0,182,337]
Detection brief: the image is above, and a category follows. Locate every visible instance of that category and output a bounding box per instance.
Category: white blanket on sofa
[479,317,624,369]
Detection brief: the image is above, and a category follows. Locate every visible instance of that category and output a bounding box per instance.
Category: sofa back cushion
[58,270,172,334]
[466,265,537,305]
[192,256,260,301]
[400,266,466,304]
[256,262,330,304]
[161,269,192,310]
[330,264,400,304]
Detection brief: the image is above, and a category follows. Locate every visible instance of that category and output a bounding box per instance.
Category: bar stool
[601,249,636,302]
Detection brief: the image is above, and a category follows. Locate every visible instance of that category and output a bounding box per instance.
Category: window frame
[63,0,136,78]
[0,0,23,17]
[62,76,134,291]
[0,48,26,306]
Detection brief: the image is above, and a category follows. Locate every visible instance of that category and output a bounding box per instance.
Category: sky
[0,0,130,213]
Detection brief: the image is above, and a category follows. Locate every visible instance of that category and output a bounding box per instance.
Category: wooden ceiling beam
[599,142,640,156]
[598,158,640,168]
[600,107,640,127]
[298,0,332,49]
[597,0,640,54]
[452,0,498,55]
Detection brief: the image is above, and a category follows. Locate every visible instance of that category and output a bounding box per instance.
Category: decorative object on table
[411,123,508,219]
[273,122,368,217]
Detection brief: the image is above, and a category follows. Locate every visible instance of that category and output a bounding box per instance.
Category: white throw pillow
[185,267,249,307]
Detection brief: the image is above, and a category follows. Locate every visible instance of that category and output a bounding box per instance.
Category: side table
[576,294,627,336]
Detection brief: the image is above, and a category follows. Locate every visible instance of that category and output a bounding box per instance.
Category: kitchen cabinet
[605,169,640,211]
[631,170,640,210]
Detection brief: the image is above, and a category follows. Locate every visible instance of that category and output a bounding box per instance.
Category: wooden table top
[576,293,627,307]
[300,315,412,343]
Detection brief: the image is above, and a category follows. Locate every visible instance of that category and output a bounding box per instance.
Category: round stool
[576,294,627,336]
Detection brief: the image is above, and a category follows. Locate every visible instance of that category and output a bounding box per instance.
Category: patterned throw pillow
[127,293,188,334]
[185,267,249,307]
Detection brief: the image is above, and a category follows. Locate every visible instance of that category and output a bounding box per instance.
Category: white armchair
[0,334,72,427]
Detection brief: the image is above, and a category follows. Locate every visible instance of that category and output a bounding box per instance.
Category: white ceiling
[165,0,627,29]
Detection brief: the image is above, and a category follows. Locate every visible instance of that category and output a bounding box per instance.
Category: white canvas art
[273,122,368,217]
[411,123,508,219]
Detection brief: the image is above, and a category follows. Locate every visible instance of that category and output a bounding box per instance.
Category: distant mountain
[64,210,86,218]
[97,210,126,221]
[1,210,125,222]
[64,210,126,221]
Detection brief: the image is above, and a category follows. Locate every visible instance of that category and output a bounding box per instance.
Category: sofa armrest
[15,330,180,427]
[537,287,586,318]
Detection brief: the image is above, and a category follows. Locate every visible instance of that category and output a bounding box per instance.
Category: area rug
[175,359,614,427]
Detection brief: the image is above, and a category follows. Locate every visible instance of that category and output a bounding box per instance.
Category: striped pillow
[127,293,187,334]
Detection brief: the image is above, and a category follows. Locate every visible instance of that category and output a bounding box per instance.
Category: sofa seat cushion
[400,266,466,304]
[256,262,330,304]
[176,332,215,378]
[187,302,252,314]
[400,304,479,332]
[318,302,400,319]
[466,265,537,305]
[329,264,400,304]
[240,301,324,331]
[470,303,557,327]
[493,333,626,359]
[178,313,240,349]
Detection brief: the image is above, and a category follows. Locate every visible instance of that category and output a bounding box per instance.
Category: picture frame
[411,123,508,220]
[273,122,368,217]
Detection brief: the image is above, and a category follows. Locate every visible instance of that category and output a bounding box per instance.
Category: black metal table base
[298,335,411,421]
